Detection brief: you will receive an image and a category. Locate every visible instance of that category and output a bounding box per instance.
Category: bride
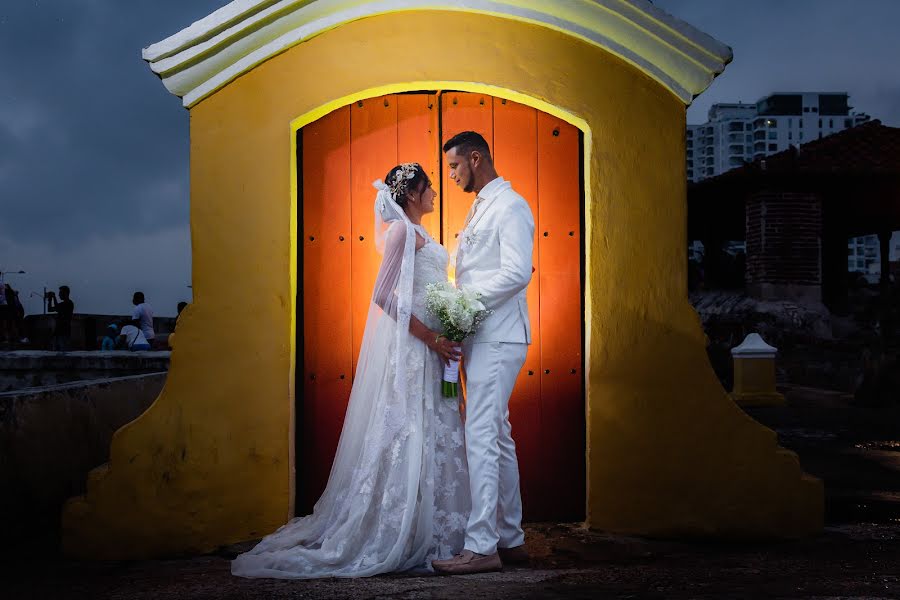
[232,163,470,579]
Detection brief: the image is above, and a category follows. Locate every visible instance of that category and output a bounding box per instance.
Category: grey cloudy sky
[653,0,900,126]
[0,0,223,317]
[1,1,898,316]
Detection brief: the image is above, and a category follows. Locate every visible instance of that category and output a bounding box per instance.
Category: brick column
[745,191,822,302]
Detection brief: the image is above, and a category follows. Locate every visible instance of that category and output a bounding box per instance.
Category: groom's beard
[462,159,476,193]
[462,170,475,193]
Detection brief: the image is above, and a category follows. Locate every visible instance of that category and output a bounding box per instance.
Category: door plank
[537,113,585,520]
[350,96,399,372]
[398,94,440,239]
[301,106,353,513]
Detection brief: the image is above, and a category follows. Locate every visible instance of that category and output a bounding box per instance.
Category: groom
[433,131,534,575]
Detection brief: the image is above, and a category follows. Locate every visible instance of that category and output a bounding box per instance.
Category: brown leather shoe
[498,545,530,565]
[432,550,502,575]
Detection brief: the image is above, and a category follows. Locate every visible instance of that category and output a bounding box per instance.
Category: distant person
[119,321,151,351]
[131,291,156,347]
[0,273,10,345]
[173,301,188,333]
[6,284,28,345]
[0,288,9,345]
[0,274,27,345]
[101,324,118,351]
[47,285,74,351]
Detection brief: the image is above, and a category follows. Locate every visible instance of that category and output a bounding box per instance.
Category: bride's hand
[429,334,462,365]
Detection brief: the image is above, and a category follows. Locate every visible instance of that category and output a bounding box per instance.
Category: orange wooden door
[300,92,583,521]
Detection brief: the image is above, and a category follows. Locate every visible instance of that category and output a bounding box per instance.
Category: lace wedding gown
[232,226,469,579]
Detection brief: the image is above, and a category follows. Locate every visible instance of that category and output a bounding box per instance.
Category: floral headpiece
[388,162,420,201]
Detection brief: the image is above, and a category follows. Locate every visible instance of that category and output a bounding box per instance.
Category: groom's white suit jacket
[455,177,535,345]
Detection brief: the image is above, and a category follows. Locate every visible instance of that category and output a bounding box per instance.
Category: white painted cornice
[143,0,733,108]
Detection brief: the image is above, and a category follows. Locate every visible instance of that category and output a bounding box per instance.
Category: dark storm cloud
[0,0,227,247]
[652,0,900,125]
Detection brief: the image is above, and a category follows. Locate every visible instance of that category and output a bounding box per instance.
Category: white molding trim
[143,0,732,108]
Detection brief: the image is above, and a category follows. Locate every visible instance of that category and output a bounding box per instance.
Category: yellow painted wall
[62,10,821,559]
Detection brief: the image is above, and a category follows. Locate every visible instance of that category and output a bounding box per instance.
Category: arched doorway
[297,91,585,521]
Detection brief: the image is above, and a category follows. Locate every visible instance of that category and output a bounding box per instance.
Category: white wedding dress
[233,200,469,578]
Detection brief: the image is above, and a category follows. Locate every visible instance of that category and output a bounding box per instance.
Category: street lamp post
[1,270,26,284]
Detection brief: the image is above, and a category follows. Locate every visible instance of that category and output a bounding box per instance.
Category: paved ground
[3,387,899,599]
[4,522,900,599]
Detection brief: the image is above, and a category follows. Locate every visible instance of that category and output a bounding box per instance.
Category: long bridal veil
[232,180,448,578]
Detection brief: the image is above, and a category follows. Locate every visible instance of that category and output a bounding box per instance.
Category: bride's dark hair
[385,163,430,208]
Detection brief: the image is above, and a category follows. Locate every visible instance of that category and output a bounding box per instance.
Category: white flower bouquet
[424,281,491,397]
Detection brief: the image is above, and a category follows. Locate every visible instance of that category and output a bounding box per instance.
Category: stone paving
[4,522,900,599]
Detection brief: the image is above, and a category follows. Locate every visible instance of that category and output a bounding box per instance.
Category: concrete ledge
[730,391,787,407]
[0,351,170,393]
[0,373,166,557]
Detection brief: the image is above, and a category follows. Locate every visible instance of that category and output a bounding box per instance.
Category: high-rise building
[687,92,870,183]
[687,103,756,183]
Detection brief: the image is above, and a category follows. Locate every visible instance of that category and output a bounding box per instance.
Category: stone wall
[23,313,177,351]
[689,290,876,394]
[0,373,165,557]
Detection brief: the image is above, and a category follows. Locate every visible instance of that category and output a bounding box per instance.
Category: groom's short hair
[443,131,492,162]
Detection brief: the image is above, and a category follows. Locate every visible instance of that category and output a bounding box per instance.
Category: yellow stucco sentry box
[61,0,823,559]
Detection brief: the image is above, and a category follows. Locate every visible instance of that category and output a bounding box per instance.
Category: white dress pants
[462,341,527,555]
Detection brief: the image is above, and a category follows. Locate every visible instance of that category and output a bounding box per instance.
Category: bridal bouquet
[424,281,490,397]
